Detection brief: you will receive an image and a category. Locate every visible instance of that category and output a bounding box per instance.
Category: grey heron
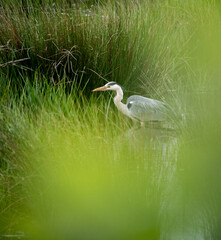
[93,82,169,124]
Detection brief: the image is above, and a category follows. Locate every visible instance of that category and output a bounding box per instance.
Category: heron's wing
[126,95,168,121]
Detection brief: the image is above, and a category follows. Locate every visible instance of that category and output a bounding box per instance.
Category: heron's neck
[113,88,129,116]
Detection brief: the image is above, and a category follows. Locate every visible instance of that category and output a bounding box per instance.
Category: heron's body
[93,82,168,123]
[126,95,167,122]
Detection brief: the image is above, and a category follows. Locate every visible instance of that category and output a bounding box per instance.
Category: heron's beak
[92,86,107,92]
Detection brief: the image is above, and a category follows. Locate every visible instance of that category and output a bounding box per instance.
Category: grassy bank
[0,0,197,93]
[0,0,221,239]
[0,80,178,239]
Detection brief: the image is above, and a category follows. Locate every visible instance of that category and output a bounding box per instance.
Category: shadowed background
[0,0,221,239]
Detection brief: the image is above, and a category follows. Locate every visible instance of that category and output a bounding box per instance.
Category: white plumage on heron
[93,82,169,123]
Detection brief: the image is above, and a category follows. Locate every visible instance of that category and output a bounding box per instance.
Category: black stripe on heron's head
[107,82,117,86]
[107,82,124,90]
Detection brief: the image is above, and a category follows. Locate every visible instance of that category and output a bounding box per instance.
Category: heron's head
[92,82,122,92]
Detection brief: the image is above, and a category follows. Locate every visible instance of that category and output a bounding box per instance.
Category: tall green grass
[0,0,221,239]
[0,0,197,94]
[0,77,178,239]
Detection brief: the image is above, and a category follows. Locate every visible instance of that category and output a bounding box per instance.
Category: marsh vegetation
[0,0,221,239]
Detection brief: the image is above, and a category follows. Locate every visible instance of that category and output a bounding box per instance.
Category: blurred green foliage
[0,0,221,239]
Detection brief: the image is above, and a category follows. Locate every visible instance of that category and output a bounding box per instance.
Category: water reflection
[124,126,177,145]
[12,124,220,240]
[118,126,215,240]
